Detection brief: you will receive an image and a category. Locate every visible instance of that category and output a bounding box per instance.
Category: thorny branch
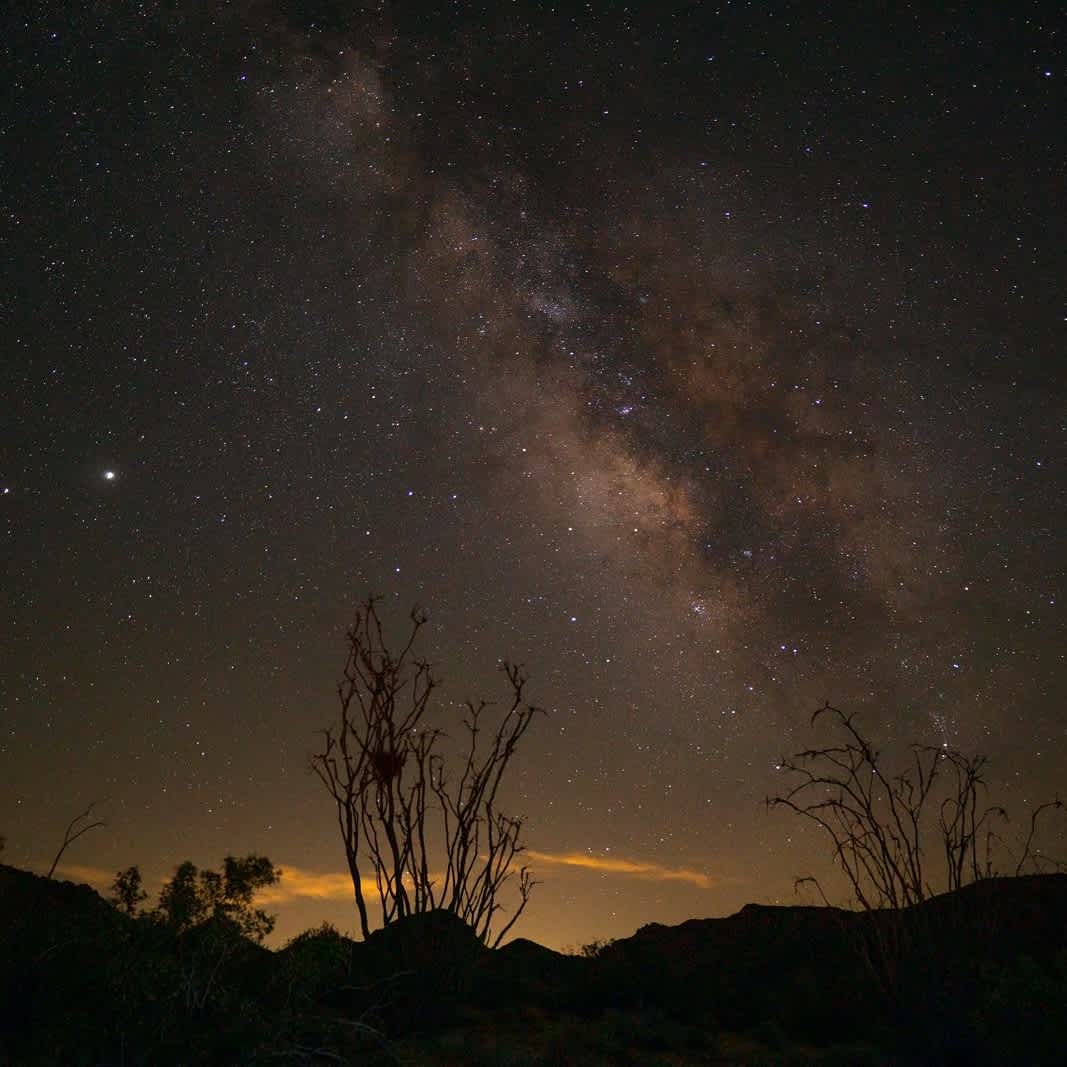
[770,704,1066,1016]
[768,703,1061,910]
[312,598,542,945]
[47,800,107,880]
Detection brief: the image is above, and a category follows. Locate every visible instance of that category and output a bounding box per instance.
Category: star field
[2,1,1064,948]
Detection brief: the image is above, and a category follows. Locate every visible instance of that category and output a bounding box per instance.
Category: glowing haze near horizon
[2,1,1064,949]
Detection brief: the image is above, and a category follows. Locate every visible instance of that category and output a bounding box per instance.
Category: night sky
[3,1,1064,949]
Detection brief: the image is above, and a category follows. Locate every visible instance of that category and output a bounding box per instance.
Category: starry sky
[3,1,1064,949]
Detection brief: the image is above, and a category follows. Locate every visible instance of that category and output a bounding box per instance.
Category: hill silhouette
[2,863,1066,1064]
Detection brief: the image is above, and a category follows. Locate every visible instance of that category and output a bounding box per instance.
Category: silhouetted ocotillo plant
[770,703,1062,909]
[313,597,541,946]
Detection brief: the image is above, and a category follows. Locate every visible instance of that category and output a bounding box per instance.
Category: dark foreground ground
[2,864,1065,1065]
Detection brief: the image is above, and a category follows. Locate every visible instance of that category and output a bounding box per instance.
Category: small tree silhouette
[155,855,279,942]
[110,865,148,915]
[312,598,541,946]
[153,854,280,1014]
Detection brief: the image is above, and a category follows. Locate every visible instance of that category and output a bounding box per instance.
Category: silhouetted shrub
[274,920,352,1012]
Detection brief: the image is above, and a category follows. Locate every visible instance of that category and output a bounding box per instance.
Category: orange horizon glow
[49,845,724,905]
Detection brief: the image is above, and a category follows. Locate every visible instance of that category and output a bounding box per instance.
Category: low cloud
[264,850,723,903]
[53,863,115,889]
[51,851,724,907]
[525,850,721,889]
[50,861,366,907]
[258,865,371,905]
